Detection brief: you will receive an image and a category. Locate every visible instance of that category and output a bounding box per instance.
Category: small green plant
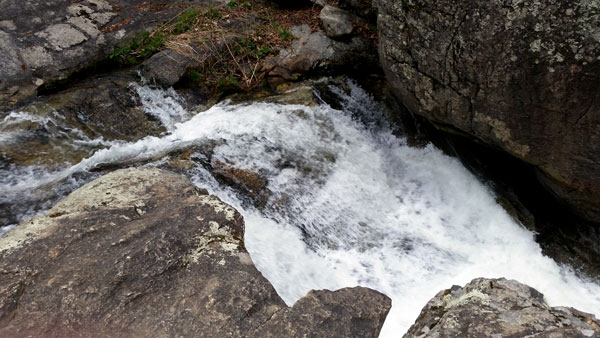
[257,45,272,57]
[401,1,419,12]
[217,75,240,94]
[269,18,291,41]
[227,1,238,8]
[205,7,222,20]
[241,1,251,8]
[182,70,203,86]
[173,9,201,34]
[109,31,165,65]
[241,38,257,51]
[278,28,291,40]
[236,37,272,59]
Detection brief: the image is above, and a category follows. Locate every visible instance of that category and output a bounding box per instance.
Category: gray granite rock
[265,24,372,80]
[0,0,222,107]
[0,167,391,338]
[405,278,600,338]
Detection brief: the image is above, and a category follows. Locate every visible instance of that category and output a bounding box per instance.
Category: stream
[1,77,599,336]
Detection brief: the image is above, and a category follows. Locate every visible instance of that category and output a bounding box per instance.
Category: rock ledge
[0,167,390,338]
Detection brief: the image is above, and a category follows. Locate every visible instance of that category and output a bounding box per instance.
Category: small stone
[67,4,94,16]
[21,46,53,70]
[319,5,354,38]
[34,78,44,86]
[67,17,100,38]
[89,12,117,26]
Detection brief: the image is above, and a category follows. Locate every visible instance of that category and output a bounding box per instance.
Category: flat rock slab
[0,167,391,337]
[405,278,600,338]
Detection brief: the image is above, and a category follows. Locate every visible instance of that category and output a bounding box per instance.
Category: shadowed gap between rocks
[394,103,600,282]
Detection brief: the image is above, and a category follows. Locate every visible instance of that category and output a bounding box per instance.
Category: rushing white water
[0,108,113,235]
[131,83,191,131]
[2,79,600,335]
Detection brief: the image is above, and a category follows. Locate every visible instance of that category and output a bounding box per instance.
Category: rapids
[1,78,599,336]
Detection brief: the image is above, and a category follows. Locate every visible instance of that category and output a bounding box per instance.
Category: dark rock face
[405,278,600,338]
[0,0,221,107]
[0,167,391,337]
[253,287,390,338]
[376,0,600,222]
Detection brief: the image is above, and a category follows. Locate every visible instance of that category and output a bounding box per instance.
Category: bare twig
[222,37,250,84]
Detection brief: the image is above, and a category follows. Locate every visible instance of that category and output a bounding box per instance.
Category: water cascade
[1,79,599,336]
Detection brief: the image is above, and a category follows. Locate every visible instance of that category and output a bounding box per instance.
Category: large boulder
[375,0,600,222]
[405,278,600,338]
[0,167,391,337]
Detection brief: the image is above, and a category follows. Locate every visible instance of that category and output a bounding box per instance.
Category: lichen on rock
[0,167,391,337]
[404,278,600,337]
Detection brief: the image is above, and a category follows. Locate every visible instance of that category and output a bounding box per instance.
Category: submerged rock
[405,278,600,338]
[376,0,600,223]
[0,167,391,337]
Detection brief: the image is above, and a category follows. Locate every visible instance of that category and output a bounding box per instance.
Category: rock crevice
[376,0,600,222]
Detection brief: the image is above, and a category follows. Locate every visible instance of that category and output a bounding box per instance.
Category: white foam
[131,83,190,131]
[0,225,15,238]
[1,111,54,126]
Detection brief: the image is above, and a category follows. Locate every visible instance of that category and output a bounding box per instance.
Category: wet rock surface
[376,0,600,223]
[0,0,222,107]
[0,167,391,337]
[0,73,165,167]
[405,278,600,338]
